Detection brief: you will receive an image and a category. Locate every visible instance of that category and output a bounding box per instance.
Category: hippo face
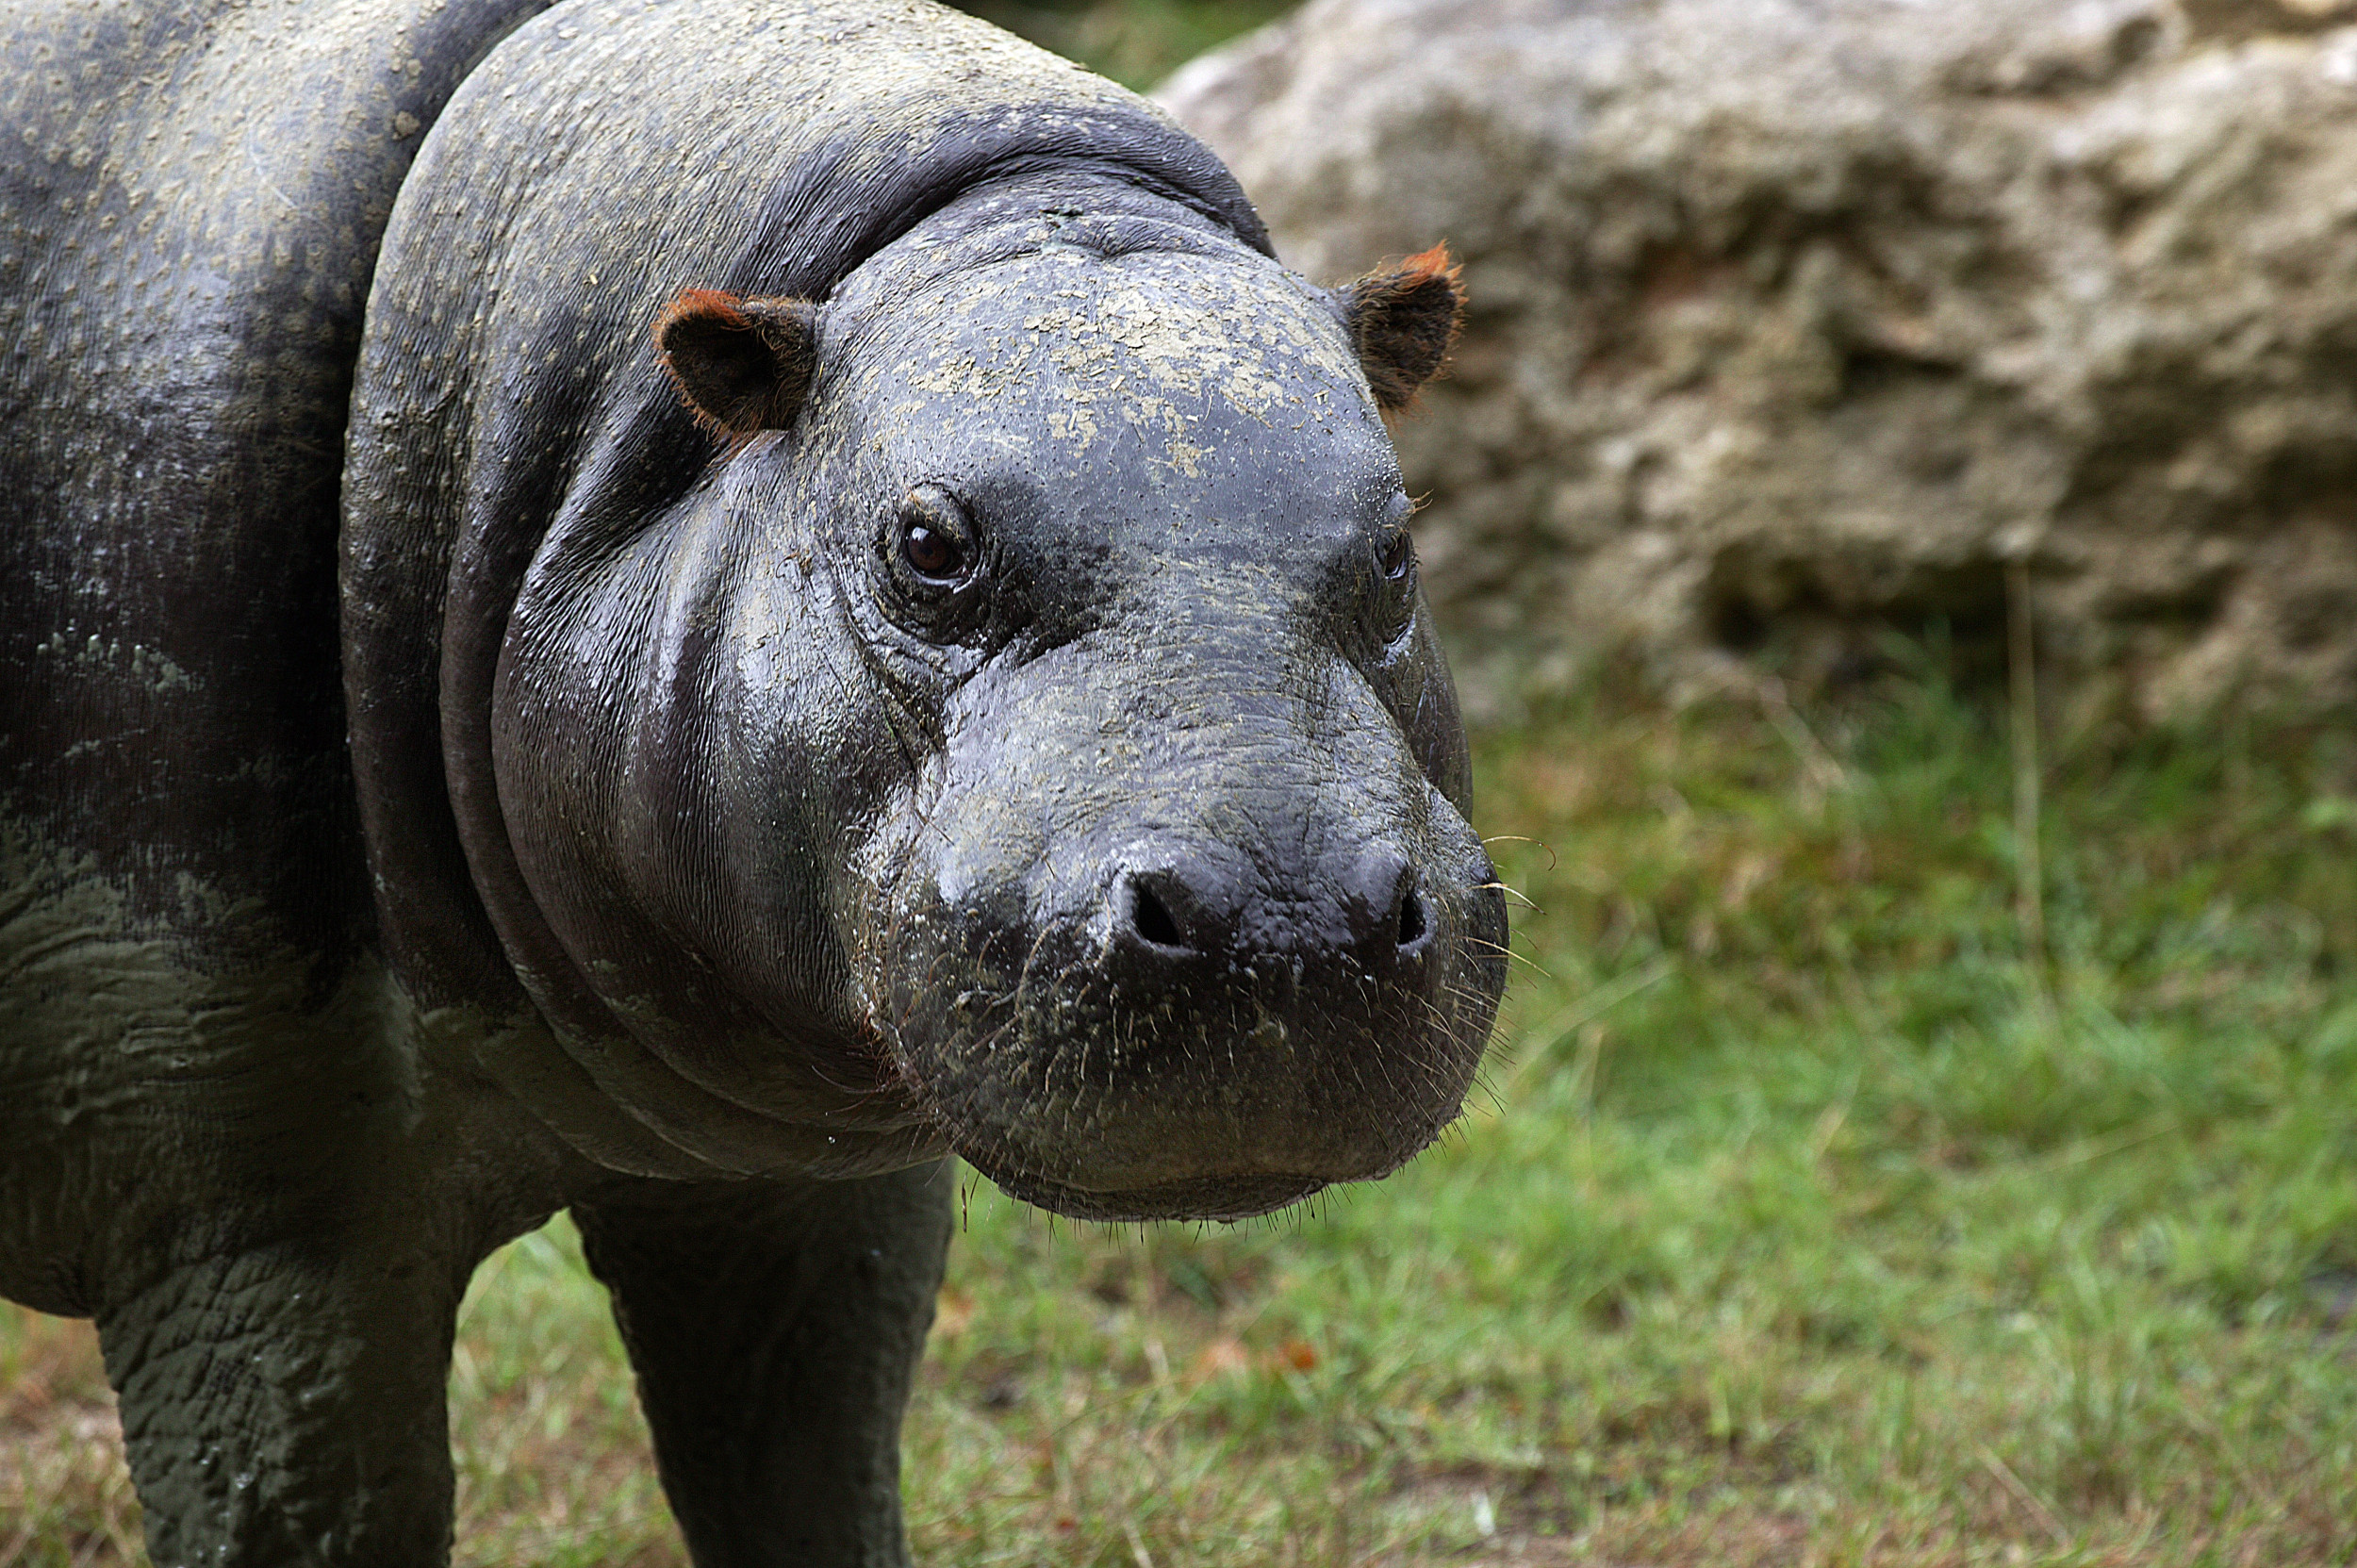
[489,190,1506,1219]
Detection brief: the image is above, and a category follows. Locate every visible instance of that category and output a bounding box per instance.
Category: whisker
[1462,936,1549,976]
[1474,880,1543,914]
[1480,835,1558,875]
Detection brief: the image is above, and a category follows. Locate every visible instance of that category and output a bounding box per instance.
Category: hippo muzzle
[865,628,1508,1221]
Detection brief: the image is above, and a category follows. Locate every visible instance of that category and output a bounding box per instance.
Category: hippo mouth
[844,599,1509,1222]
[865,834,1508,1223]
[979,1167,1346,1225]
[920,1081,1453,1222]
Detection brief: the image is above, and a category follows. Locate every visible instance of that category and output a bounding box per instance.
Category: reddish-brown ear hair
[1341,244,1465,411]
[655,289,820,436]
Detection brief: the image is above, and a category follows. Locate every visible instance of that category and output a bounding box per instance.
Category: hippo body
[0,1,1506,1562]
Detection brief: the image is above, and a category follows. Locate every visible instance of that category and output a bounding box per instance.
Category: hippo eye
[901,520,966,583]
[888,487,978,589]
[879,486,990,643]
[1378,527,1414,582]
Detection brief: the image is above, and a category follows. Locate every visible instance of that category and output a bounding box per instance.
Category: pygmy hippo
[0,0,1508,1562]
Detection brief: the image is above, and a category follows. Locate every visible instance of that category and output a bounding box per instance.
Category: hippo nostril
[1125,875,1189,952]
[1344,846,1429,964]
[1396,885,1429,952]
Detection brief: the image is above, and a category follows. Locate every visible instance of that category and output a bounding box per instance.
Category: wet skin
[0,1,1505,1562]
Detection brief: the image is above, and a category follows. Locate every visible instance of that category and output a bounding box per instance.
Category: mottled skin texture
[0,1,1506,1563]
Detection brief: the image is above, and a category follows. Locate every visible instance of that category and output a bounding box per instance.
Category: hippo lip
[876,858,1505,1225]
[980,1165,1340,1224]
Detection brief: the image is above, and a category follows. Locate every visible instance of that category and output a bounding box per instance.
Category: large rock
[1162,0,2357,718]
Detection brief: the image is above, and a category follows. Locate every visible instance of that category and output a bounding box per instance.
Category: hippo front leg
[573,1162,953,1568]
[94,1236,469,1567]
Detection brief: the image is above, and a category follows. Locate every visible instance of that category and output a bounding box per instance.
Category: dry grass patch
[0,1314,133,1568]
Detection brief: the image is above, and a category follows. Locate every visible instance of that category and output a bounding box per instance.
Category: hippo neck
[849,166,1269,296]
[704,113,1275,315]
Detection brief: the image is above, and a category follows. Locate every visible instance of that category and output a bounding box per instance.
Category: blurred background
[9,1,2357,1562]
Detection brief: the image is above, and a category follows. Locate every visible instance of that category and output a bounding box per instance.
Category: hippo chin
[1,0,1504,1560]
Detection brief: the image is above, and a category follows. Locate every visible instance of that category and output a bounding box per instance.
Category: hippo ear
[1339,244,1465,411]
[655,289,820,437]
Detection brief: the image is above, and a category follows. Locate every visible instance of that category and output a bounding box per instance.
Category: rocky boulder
[1161,0,2357,718]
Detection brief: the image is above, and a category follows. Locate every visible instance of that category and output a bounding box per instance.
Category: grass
[9,639,2357,1565]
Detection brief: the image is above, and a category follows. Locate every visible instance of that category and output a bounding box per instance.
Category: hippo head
[486,182,1506,1221]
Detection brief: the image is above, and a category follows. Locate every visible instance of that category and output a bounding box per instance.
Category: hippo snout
[866,727,1508,1222]
[1112,843,1438,983]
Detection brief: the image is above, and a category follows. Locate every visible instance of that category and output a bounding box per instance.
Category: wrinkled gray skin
[0,1,1507,1563]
